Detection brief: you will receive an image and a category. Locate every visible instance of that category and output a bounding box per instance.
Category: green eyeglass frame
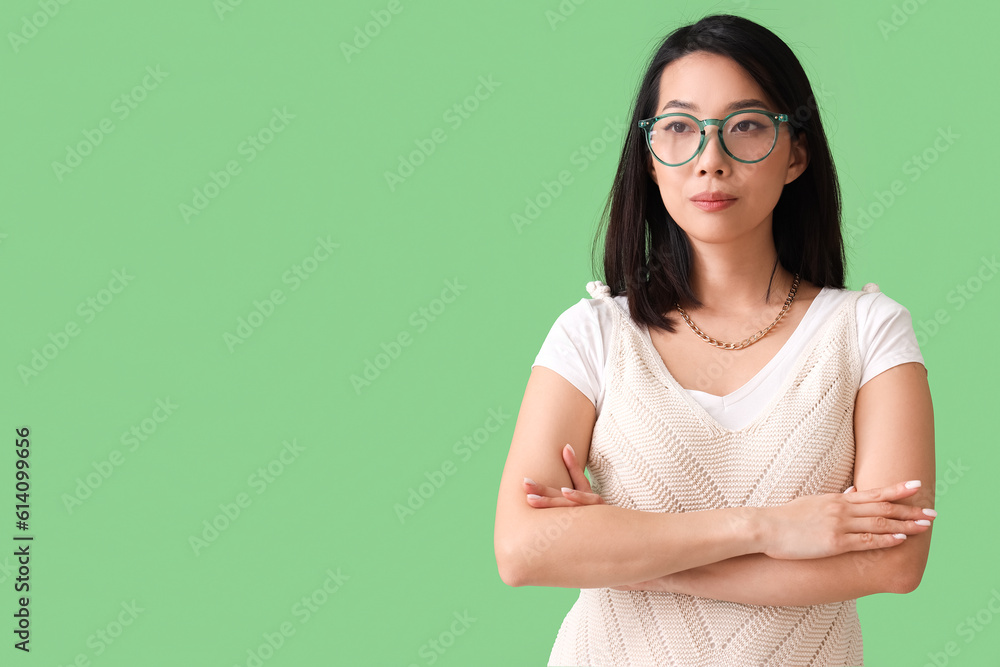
[637,109,791,167]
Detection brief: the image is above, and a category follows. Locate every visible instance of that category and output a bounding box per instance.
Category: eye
[730,120,764,133]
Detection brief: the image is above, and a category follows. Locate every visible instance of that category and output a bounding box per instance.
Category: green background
[2,0,996,665]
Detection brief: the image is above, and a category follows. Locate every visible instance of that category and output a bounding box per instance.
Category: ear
[648,154,659,184]
[784,130,809,185]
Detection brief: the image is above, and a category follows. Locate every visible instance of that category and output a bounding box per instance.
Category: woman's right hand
[759,480,936,560]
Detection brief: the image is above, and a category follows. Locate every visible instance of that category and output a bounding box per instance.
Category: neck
[682,240,795,318]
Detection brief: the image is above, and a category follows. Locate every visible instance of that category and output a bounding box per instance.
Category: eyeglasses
[638,109,790,167]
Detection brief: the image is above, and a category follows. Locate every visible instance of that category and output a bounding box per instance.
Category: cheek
[730,163,785,207]
[652,170,685,206]
[753,164,790,207]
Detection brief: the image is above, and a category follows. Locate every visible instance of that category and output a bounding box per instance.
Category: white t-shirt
[531,286,926,431]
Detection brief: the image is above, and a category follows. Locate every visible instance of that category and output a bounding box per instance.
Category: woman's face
[647,51,808,246]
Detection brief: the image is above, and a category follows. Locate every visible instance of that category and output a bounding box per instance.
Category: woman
[493,14,936,667]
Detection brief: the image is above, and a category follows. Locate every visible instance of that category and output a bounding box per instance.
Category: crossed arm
[496,362,935,606]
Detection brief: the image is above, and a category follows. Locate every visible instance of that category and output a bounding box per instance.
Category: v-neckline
[608,288,855,435]
[641,288,827,403]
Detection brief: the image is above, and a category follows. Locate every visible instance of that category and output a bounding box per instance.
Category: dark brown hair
[591,14,845,332]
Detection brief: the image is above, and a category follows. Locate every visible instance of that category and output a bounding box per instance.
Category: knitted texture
[547,280,878,667]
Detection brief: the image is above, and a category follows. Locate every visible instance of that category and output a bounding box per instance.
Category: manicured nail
[524,477,536,486]
[527,494,542,500]
[561,487,574,495]
[892,533,907,539]
[843,486,856,493]
[915,519,931,526]
[566,444,576,457]
[923,508,938,517]
[904,480,921,489]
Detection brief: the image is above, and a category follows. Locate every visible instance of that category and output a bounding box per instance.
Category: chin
[677,217,760,243]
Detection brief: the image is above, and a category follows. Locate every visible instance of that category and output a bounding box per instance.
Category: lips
[690,191,737,202]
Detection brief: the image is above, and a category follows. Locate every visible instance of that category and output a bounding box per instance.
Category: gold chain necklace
[674,273,800,350]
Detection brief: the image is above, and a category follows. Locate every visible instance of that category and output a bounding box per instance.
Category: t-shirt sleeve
[530,299,604,406]
[857,291,927,388]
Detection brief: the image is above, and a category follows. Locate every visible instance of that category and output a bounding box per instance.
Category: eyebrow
[658,98,771,114]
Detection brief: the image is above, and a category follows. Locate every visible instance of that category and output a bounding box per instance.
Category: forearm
[653,536,930,606]
[503,503,761,589]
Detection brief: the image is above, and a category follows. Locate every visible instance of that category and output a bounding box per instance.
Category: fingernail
[524,477,536,486]
[527,494,542,500]
[904,480,921,489]
[566,444,576,456]
[915,519,931,526]
[923,508,938,517]
[843,486,856,493]
[561,487,574,494]
[892,533,907,539]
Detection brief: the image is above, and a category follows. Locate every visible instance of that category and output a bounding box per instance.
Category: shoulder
[538,295,607,352]
[852,286,915,332]
[549,286,625,330]
[548,296,601,330]
[532,289,621,406]
[811,283,914,325]
[536,285,632,364]
[834,283,925,383]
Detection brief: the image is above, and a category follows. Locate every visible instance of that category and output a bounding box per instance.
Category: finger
[848,500,937,522]
[523,477,564,499]
[525,493,582,509]
[560,486,605,506]
[524,477,598,506]
[842,531,909,552]
[849,516,933,536]
[562,444,595,494]
[843,480,922,504]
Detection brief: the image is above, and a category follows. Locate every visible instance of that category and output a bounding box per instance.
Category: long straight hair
[592,14,845,332]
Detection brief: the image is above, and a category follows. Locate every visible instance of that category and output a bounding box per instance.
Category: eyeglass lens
[647,112,777,164]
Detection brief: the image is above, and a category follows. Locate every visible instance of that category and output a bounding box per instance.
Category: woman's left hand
[522,444,605,508]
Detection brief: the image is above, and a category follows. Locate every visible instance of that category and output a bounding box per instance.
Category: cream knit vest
[547,280,880,667]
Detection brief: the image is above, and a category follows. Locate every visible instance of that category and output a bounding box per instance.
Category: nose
[693,124,730,175]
